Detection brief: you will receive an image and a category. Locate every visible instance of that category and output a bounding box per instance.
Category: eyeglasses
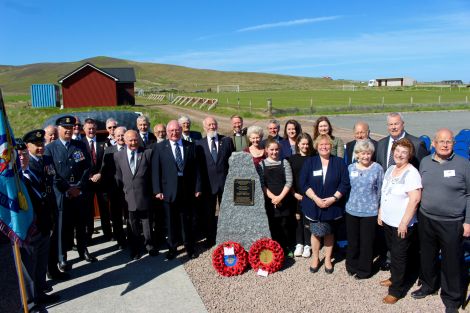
[435,140,454,145]
[107,126,117,129]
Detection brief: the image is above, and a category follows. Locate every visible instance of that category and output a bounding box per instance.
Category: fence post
[226,98,229,104]
[466,96,468,104]
[310,98,313,114]
[438,95,441,104]
[349,97,352,110]
[410,96,413,106]
[237,98,240,111]
[382,96,385,109]
[249,99,252,113]
[267,98,272,117]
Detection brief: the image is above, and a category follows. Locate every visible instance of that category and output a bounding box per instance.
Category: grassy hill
[0,56,353,94]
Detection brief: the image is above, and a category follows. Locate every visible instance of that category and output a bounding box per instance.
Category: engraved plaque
[233,179,255,206]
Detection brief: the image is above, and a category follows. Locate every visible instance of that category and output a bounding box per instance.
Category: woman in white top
[378,138,422,305]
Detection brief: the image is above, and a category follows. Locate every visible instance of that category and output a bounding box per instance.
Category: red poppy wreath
[212,241,248,277]
[248,238,284,274]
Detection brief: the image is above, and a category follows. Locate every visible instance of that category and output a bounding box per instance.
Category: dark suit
[82,137,111,240]
[44,139,91,263]
[152,139,201,253]
[115,147,154,255]
[137,132,157,149]
[196,135,234,244]
[260,135,284,148]
[182,130,202,143]
[231,128,248,152]
[376,132,429,172]
[100,144,126,245]
[344,138,378,166]
[279,138,294,160]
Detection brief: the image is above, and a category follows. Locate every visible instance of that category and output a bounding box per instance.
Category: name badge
[313,170,323,176]
[351,171,359,177]
[444,170,455,177]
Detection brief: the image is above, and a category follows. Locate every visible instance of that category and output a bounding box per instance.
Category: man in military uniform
[44,115,96,272]
[24,129,69,281]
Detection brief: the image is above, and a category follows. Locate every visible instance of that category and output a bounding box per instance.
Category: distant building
[369,77,416,87]
[441,80,463,85]
[58,62,136,108]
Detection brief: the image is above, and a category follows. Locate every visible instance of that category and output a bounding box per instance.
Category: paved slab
[45,235,207,313]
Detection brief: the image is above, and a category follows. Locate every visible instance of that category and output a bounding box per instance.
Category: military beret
[56,115,76,127]
[23,129,45,144]
[15,138,27,150]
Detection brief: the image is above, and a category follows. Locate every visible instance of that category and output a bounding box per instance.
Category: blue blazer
[279,139,294,160]
[300,155,350,221]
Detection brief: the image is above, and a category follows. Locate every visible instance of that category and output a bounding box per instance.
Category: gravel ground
[185,246,468,313]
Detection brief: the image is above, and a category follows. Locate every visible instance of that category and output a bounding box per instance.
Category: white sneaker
[294,244,303,257]
[302,245,311,258]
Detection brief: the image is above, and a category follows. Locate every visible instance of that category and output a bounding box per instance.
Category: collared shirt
[29,152,40,162]
[87,137,96,150]
[59,138,70,148]
[431,152,455,164]
[386,131,406,167]
[170,139,184,161]
[182,133,192,142]
[126,148,137,168]
[117,144,125,151]
[206,134,219,152]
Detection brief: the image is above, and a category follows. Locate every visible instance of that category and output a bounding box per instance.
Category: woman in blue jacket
[300,134,350,274]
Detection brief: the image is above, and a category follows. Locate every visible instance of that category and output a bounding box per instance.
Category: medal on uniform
[70,175,75,183]
[72,150,85,162]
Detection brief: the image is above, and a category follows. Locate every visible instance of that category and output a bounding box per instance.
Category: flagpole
[0,90,29,313]
[13,241,30,313]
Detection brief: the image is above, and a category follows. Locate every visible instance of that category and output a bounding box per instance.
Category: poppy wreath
[212,241,248,277]
[248,238,284,274]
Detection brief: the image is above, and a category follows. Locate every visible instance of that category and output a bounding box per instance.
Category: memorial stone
[216,152,271,249]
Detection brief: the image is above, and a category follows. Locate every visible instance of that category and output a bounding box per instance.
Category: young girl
[259,139,294,256]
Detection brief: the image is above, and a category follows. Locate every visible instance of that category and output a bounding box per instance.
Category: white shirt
[87,137,96,150]
[206,134,219,152]
[170,139,184,161]
[126,148,137,169]
[386,132,406,167]
[380,165,422,227]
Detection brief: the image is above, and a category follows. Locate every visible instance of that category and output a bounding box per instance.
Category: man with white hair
[136,115,156,148]
[178,115,202,142]
[104,117,118,147]
[196,116,234,247]
[345,121,377,165]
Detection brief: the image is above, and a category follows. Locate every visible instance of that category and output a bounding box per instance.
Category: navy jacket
[300,155,350,221]
[196,135,234,195]
[152,139,201,205]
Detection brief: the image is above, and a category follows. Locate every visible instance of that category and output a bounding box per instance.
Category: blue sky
[1,0,470,82]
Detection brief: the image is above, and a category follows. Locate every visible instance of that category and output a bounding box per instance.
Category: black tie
[388,140,396,168]
[130,151,136,174]
[211,137,218,161]
[174,142,184,172]
[65,141,70,149]
[143,134,147,146]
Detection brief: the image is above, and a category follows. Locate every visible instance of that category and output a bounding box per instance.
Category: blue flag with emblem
[0,89,33,245]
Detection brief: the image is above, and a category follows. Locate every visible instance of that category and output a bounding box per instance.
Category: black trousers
[61,195,88,257]
[295,213,311,246]
[202,191,223,244]
[164,200,194,253]
[418,212,466,309]
[128,210,153,255]
[383,222,416,298]
[345,213,377,278]
[108,190,126,245]
[86,186,111,240]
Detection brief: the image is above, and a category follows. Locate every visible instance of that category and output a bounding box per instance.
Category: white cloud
[236,16,342,32]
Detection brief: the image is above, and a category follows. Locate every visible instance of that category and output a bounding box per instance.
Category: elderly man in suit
[345,121,378,165]
[196,116,234,247]
[43,125,57,145]
[101,126,127,249]
[179,115,202,143]
[115,130,157,260]
[152,120,201,260]
[82,118,111,241]
[375,112,429,271]
[154,124,167,143]
[136,115,156,149]
[260,119,284,148]
[44,115,96,271]
[104,117,118,148]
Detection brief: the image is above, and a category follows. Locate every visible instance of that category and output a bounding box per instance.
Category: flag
[0,89,33,245]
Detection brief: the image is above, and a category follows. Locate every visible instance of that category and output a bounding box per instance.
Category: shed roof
[58,62,136,84]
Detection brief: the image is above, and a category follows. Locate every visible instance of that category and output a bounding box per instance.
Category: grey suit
[115,147,154,255]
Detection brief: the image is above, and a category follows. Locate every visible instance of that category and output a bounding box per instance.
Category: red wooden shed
[58,62,136,108]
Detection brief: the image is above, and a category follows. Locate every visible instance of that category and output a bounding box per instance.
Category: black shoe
[42,285,53,293]
[36,293,60,305]
[411,287,437,299]
[47,270,70,281]
[79,250,98,262]
[325,266,334,274]
[58,261,70,272]
[354,274,370,280]
[380,262,391,271]
[166,249,177,260]
[445,307,459,313]
[130,253,141,261]
[29,304,48,313]
[347,270,356,277]
[309,266,320,273]
[187,251,198,259]
[148,249,159,257]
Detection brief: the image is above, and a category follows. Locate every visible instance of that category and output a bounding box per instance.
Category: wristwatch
[333,195,339,201]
